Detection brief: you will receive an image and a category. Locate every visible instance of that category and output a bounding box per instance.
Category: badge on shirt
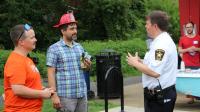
[155,49,165,61]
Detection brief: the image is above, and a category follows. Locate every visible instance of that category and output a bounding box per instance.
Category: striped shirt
[46,39,90,98]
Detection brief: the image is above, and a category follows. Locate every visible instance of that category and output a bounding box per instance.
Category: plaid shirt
[46,39,90,98]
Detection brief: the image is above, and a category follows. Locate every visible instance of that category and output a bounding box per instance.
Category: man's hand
[83,59,92,70]
[191,46,200,52]
[51,93,62,109]
[187,46,196,52]
[41,88,55,99]
[126,52,141,67]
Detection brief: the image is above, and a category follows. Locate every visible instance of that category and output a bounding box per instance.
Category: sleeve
[148,47,168,75]
[5,60,26,85]
[198,35,200,47]
[178,37,183,47]
[46,46,58,67]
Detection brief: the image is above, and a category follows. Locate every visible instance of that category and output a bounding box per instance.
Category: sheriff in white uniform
[127,11,178,112]
[143,32,177,90]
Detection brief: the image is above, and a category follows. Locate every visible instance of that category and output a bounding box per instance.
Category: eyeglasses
[18,24,32,41]
[185,26,193,29]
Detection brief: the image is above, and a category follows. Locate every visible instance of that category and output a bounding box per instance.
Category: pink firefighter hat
[53,13,77,28]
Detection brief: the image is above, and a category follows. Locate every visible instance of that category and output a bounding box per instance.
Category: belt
[162,85,175,93]
[144,85,175,94]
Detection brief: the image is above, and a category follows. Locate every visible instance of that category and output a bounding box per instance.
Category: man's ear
[61,29,66,34]
[154,24,158,28]
[18,39,24,46]
[61,29,64,33]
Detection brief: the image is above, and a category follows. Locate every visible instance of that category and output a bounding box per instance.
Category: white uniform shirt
[142,32,178,89]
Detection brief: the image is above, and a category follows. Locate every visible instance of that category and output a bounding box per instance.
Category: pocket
[155,91,164,104]
[144,90,156,100]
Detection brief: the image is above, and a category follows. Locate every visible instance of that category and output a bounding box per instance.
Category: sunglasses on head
[18,24,32,40]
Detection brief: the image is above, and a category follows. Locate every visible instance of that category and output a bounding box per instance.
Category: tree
[0,0,146,50]
[76,0,145,40]
[0,0,69,50]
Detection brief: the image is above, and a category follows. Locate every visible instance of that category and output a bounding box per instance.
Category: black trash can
[95,49,122,98]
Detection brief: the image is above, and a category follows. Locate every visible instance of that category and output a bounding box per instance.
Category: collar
[59,38,78,47]
[150,32,167,49]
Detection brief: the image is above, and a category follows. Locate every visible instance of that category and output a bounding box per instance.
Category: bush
[0,0,146,50]
[81,38,147,76]
[0,38,147,78]
[29,52,47,78]
[0,50,47,78]
[0,50,10,78]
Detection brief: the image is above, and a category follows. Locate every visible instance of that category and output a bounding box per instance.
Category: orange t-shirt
[4,52,43,112]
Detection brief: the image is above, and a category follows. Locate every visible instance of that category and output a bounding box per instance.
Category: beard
[64,33,77,41]
[72,35,77,41]
[187,29,193,35]
[187,31,193,35]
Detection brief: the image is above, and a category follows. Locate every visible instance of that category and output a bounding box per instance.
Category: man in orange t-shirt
[4,24,54,112]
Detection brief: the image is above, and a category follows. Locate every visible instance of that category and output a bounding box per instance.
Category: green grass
[0,79,3,111]
[42,99,117,112]
[0,79,117,112]
[0,79,3,95]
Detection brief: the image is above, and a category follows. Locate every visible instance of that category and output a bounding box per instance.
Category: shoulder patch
[155,49,165,61]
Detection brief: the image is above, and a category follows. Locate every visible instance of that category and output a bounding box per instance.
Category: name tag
[193,41,198,44]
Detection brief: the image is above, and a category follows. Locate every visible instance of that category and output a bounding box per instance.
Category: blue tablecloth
[176,70,200,97]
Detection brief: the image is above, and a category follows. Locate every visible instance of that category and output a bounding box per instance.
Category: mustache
[72,34,77,38]
[72,34,77,37]
[187,31,193,34]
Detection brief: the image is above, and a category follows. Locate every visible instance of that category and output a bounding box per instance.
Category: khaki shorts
[57,97,87,112]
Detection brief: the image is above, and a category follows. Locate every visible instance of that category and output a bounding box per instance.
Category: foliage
[0,79,3,94]
[77,0,145,40]
[0,0,69,50]
[0,0,180,77]
[0,0,146,50]
[144,0,180,42]
[81,38,147,76]
[0,0,180,51]
[0,50,10,78]
[0,50,47,78]
[0,79,3,111]
[29,51,47,78]
[0,38,147,78]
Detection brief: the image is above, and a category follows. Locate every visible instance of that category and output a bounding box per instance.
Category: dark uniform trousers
[144,85,177,112]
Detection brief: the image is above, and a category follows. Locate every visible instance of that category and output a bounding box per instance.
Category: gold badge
[155,49,165,61]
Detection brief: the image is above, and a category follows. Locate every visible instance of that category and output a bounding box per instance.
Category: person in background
[178,21,200,68]
[178,21,200,104]
[127,10,177,112]
[46,12,92,112]
[4,24,54,112]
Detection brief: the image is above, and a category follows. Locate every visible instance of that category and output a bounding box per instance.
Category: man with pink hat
[46,13,92,112]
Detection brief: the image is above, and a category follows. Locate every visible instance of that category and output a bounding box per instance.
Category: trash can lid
[95,49,120,57]
[100,49,116,53]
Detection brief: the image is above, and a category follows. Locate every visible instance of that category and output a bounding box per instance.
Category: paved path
[93,76,200,112]
[99,106,191,112]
